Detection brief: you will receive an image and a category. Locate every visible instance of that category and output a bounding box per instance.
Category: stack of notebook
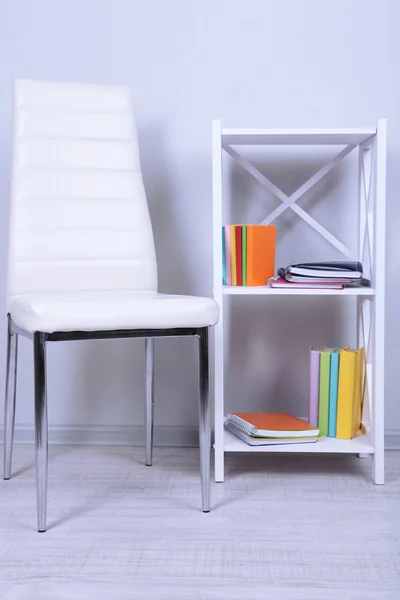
[269,261,366,289]
[309,345,365,439]
[224,412,319,446]
[222,225,276,286]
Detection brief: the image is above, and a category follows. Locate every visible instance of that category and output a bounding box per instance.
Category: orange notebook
[225,412,319,438]
[246,225,276,286]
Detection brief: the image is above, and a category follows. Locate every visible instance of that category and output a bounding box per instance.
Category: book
[235,226,243,286]
[309,347,321,427]
[282,275,356,284]
[224,420,318,446]
[224,225,232,285]
[230,225,237,286]
[328,348,341,437]
[222,227,226,285]
[278,269,355,284]
[288,261,363,273]
[225,412,319,438]
[336,347,365,439]
[269,276,346,289]
[242,226,247,286]
[285,261,363,279]
[319,347,335,437]
[353,348,366,438]
[246,225,276,286]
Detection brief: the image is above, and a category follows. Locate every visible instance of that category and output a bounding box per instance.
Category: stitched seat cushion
[10,291,219,333]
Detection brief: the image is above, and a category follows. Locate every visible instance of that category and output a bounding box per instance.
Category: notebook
[224,225,232,285]
[242,226,247,286]
[224,421,318,446]
[336,347,365,439]
[246,225,276,286]
[235,226,243,286]
[225,412,319,438]
[319,347,335,437]
[309,347,321,428]
[278,269,354,285]
[269,276,346,289]
[286,261,363,279]
[328,347,344,437]
[230,225,237,286]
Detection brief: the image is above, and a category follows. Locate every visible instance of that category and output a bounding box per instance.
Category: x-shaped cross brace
[359,142,375,278]
[222,143,357,259]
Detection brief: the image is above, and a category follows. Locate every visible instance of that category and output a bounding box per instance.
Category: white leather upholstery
[10,292,219,333]
[7,80,219,333]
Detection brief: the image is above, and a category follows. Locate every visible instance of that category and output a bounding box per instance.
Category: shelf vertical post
[372,119,387,484]
[212,120,225,482]
[357,145,364,403]
[358,143,374,439]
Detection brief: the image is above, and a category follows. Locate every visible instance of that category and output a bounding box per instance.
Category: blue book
[328,348,340,437]
[222,227,226,285]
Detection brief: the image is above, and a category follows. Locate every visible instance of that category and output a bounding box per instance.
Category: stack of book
[309,345,365,439]
[224,412,319,446]
[269,261,366,289]
[222,225,276,286]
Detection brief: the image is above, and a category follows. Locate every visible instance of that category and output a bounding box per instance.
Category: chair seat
[10,291,220,334]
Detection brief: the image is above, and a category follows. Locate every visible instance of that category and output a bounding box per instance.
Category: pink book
[269,276,345,289]
[309,348,321,427]
[224,225,232,285]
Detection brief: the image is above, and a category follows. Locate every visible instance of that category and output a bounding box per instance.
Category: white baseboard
[384,431,400,450]
[0,425,199,447]
[1,425,400,449]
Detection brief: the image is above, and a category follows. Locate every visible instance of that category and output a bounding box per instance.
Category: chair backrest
[6,79,158,310]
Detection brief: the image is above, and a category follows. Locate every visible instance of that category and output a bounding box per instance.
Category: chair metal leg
[3,321,18,480]
[198,327,211,512]
[145,337,154,466]
[33,332,48,532]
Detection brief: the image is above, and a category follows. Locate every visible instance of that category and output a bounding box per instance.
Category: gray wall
[0,0,399,443]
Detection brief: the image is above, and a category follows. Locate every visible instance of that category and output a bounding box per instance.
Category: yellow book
[353,347,365,435]
[230,225,237,285]
[336,347,365,439]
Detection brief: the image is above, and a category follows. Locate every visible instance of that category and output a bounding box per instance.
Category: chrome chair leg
[198,327,210,512]
[33,332,48,533]
[3,320,18,480]
[145,337,154,466]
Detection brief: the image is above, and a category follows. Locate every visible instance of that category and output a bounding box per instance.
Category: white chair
[3,79,219,532]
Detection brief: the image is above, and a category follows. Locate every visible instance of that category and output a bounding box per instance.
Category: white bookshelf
[212,122,387,484]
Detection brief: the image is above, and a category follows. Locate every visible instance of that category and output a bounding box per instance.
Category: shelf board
[223,286,375,297]
[221,128,376,147]
[221,430,374,454]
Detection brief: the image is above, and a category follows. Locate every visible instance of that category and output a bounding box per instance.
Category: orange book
[246,225,276,286]
[226,412,319,438]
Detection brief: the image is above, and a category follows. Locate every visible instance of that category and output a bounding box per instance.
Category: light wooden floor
[0,446,399,599]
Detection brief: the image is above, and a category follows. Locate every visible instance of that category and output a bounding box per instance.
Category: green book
[319,347,334,437]
[242,226,247,285]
